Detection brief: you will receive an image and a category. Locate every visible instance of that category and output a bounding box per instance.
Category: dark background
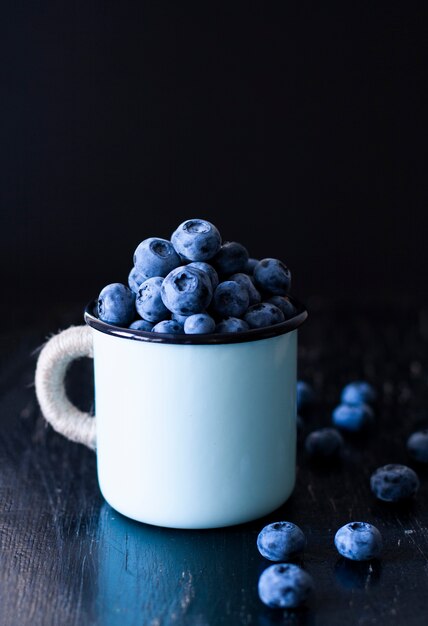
[1,1,427,324]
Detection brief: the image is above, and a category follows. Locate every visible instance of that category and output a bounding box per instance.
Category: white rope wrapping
[35,325,96,450]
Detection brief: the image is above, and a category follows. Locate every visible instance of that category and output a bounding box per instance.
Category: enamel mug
[35,300,307,529]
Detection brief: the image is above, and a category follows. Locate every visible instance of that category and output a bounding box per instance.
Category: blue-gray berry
[129,319,154,332]
[258,564,313,609]
[407,429,428,463]
[229,273,261,305]
[267,296,296,320]
[152,320,183,334]
[135,277,169,323]
[305,428,344,460]
[257,522,306,561]
[128,266,149,293]
[213,281,249,318]
[171,219,222,261]
[244,302,285,329]
[187,262,219,290]
[161,266,213,316]
[215,317,250,333]
[98,283,135,326]
[184,313,216,334]
[334,522,382,561]
[370,464,420,502]
[341,381,377,406]
[332,403,374,432]
[297,380,315,411]
[254,258,291,296]
[133,237,181,278]
[213,241,249,275]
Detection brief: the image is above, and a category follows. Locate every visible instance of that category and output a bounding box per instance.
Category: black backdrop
[1,2,426,323]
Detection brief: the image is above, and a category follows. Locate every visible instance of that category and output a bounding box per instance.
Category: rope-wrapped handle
[35,325,96,450]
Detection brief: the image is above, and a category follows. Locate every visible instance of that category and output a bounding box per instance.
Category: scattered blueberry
[370,464,420,502]
[213,281,249,318]
[128,266,149,293]
[332,403,374,432]
[407,429,428,463]
[133,237,181,278]
[184,313,216,334]
[98,283,135,326]
[135,277,169,323]
[245,257,259,274]
[215,317,250,333]
[258,564,314,609]
[152,320,183,334]
[187,261,219,291]
[267,296,296,320]
[161,265,213,316]
[171,219,222,261]
[213,241,249,275]
[305,428,344,461]
[129,319,154,332]
[229,273,261,305]
[296,381,315,411]
[334,522,382,561]
[257,522,306,561]
[244,303,285,329]
[341,381,377,406]
[254,258,291,296]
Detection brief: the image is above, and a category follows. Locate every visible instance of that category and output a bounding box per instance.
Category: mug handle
[35,325,96,450]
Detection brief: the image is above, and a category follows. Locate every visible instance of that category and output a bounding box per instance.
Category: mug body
[91,327,298,529]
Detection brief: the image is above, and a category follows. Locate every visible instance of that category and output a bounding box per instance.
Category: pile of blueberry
[97,218,296,334]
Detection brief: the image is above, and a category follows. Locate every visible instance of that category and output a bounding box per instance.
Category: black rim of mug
[84,298,308,345]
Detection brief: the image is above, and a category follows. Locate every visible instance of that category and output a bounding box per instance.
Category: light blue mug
[35,300,307,529]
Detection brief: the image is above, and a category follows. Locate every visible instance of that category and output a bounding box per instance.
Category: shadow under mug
[35,299,307,529]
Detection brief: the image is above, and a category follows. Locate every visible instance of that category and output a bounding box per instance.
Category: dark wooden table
[1,298,428,626]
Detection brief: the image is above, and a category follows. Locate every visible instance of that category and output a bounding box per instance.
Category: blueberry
[407,429,428,463]
[129,319,154,332]
[370,464,420,502]
[161,265,213,316]
[172,312,191,325]
[213,241,249,275]
[171,219,222,261]
[267,296,296,320]
[254,258,291,296]
[245,257,259,274]
[152,320,184,334]
[229,273,261,305]
[297,380,315,411]
[332,403,374,432]
[135,277,170,323]
[257,521,306,561]
[258,564,313,609]
[187,262,219,291]
[184,313,216,334]
[215,317,250,333]
[305,428,344,460]
[98,283,135,326]
[213,281,249,318]
[244,303,285,329]
[334,522,382,561]
[341,381,377,406]
[134,237,181,278]
[128,266,149,293]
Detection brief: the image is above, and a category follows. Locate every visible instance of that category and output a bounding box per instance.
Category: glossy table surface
[1,299,428,625]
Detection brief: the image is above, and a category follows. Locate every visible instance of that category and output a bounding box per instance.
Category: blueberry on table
[229,273,261,305]
[213,241,249,275]
[133,237,181,278]
[257,521,306,561]
[184,313,216,334]
[161,266,213,316]
[296,380,315,411]
[334,522,382,561]
[244,302,285,329]
[253,258,291,296]
[212,281,249,318]
[267,295,296,320]
[332,403,374,432]
[305,428,344,460]
[407,429,428,463]
[128,266,149,293]
[97,283,135,326]
[128,319,154,331]
[341,381,377,406]
[171,218,222,261]
[258,563,313,609]
[152,320,184,334]
[215,317,250,333]
[187,261,219,290]
[135,277,170,323]
[370,464,420,502]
